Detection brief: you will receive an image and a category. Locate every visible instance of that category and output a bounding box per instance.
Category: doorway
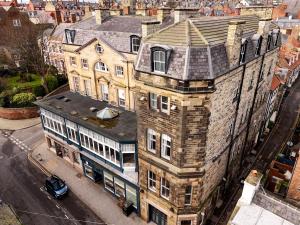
[149,205,167,225]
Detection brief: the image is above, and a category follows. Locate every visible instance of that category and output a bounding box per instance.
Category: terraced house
[134,9,280,225]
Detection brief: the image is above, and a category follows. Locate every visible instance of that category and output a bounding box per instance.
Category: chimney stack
[174,8,199,23]
[95,8,109,25]
[226,20,245,69]
[157,7,171,24]
[142,20,160,38]
[240,170,263,205]
[110,8,123,16]
[257,18,271,55]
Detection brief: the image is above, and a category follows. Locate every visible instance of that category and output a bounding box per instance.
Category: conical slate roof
[96,107,119,120]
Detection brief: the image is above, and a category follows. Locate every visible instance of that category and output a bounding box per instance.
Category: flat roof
[35,91,137,143]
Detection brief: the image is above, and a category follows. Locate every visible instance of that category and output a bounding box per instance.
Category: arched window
[130,35,141,53]
[95,61,109,72]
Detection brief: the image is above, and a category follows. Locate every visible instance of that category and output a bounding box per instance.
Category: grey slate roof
[35,91,137,143]
[135,15,280,81]
[65,15,174,53]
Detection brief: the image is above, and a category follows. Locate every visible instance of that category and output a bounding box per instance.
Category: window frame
[12,19,21,27]
[267,34,273,51]
[70,56,76,66]
[239,40,248,64]
[160,177,170,200]
[95,44,103,54]
[115,65,124,77]
[255,36,262,56]
[118,89,126,108]
[148,170,156,192]
[184,185,192,205]
[101,84,109,101]
[149,93,158,110]
[73,76,80,92]
[147,128,156,153]
[160,95,169,113]
[95,61,109,73]
[83,79,91,96]
[81,58,88,69]
[152,50,166,73]
[161,134,171,160]
[130,35,141,53]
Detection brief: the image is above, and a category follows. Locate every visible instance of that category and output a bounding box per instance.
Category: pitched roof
[271,75,284,91]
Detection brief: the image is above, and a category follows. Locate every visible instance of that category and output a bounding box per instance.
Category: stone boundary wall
[0,106,39,120]
[253,189,300,225]
[0,84,70,120]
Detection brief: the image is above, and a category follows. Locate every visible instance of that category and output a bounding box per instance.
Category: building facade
[134,12,280,225]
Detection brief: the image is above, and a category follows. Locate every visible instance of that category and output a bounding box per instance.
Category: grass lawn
[6,74,42,90]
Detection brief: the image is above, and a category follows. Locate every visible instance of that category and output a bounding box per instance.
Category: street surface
[0,126,105,225]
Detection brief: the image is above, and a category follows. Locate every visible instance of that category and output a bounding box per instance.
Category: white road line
[56,204,60,209]
[65,214,69,219]
[47,196,51,200]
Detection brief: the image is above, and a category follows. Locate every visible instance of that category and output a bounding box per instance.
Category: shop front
[81,155,139,212]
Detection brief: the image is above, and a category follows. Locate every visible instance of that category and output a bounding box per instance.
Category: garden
[0,66,67,108]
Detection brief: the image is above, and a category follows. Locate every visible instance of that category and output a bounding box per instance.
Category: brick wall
[0,107,39,120]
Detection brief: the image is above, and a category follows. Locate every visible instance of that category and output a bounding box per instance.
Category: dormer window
[255,36,262,57]
[130,35,141,53]
[95,44,103,54]
[267,34,273,51]
[65,29,76,44]
[239,40,248,64]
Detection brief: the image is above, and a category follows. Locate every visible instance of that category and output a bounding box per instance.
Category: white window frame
[115,66,124,77]
[66,120,78,144]
[70,56,76,66]
[160,177,170,200]
[13,19,21,27]
[184,185,192,205]
[153,51,166,73]
[73,76,80,92]
[148,171,156,192]
[95,62,109,72]
[81,58,88,69]
[118,89,126,108]
[41,109,66,137]
[131,37,140,53]
[101,84,109,101]
[147,128,156,153]
[150,93,157,109]
[240,42,247,64]
[161,96,169,113]
[161,134,171,160]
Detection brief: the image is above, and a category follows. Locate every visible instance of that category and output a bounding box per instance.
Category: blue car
[45,175,68,199]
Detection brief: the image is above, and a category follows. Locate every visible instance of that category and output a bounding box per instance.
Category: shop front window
[84,164,94,180]
[104,172,114,193]
[126,185,137,208]
[114,178,125,197]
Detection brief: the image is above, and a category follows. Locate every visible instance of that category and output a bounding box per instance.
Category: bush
[0,78,7,92]
[33,85,46,97]
[45,75,58,92]
[56,74,68,86]
[19,73,33,82]
[11,92,36,107]
[0,90,13,107]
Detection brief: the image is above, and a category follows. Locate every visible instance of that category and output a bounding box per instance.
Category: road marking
[56,204,60,209]
[65,214,69,219]
[47,196,51,200]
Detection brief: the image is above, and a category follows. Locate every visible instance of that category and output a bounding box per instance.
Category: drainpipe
[240,54,265,168]
[126,60,131,110]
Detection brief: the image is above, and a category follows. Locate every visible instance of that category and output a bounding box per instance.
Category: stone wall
[0,107,39,120]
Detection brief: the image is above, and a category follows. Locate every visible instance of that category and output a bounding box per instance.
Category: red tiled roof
[271,75,284,91]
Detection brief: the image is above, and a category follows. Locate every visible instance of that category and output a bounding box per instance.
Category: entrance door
[149,205,167,225]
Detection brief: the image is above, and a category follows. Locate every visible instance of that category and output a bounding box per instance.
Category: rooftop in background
[35,91,137,143]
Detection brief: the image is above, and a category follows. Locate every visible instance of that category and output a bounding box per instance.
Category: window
[81,59,88,69]
[233,88,239,102]
[95,62,109,72]
[275,32,280,46]
[248,73,254,90]
[104,172,114,193]
[267,34,273,51]
[161,96,169,113]
[66,120,78,143]
[70,56,75,66]
[114,178,125,197]
[255,36,262,56]
[161,178,170,200]
[13,19,21,27]
[101,84,109,101]
[41,109,66,137]
[239,41,247,64]
[131,36,141,53]
[161,134,171,160]
[184,185,192,205]
[73,76,80,92]
[65,29,76,44]
[115,66,124,77]
[181,221,192,225]
[153,50,166,73]
[83,79,91,96]
[147,129,156,153]
[150,93,158,109]
[95,44,103,53]
[148,171,156,191]
[259,64,265,82]
[126,185,137,208]
[118,89,126,108]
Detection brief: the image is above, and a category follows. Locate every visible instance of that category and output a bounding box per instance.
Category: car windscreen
[52,179,65,190]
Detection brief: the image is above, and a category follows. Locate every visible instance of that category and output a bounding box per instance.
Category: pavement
[30,141,147,225]
[0,203,22,225]
[0,117,40,130]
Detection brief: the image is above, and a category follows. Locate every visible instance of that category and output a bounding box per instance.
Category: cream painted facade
[64,38,137,111]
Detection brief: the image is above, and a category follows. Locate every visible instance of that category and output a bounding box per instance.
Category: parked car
[45,175,68,199]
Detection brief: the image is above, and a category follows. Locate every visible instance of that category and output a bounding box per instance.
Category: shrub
[0,90,13,107]
[56,74,68,86]
[19,73,33,82]
[11,92,36,107]
[33,85,46,97]
[45,75,58,92]
[0,78,7,92]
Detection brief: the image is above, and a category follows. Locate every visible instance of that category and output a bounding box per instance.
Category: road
[213,77,300,225]
[0,126,105,225]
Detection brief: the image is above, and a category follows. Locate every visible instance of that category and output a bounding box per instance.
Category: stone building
[134,10,280,225]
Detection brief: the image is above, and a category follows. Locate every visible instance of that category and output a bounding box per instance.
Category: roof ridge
[188,19,208,45]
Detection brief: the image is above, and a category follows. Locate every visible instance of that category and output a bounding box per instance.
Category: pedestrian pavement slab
[30,142,147,225]
[0,117,40,130]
